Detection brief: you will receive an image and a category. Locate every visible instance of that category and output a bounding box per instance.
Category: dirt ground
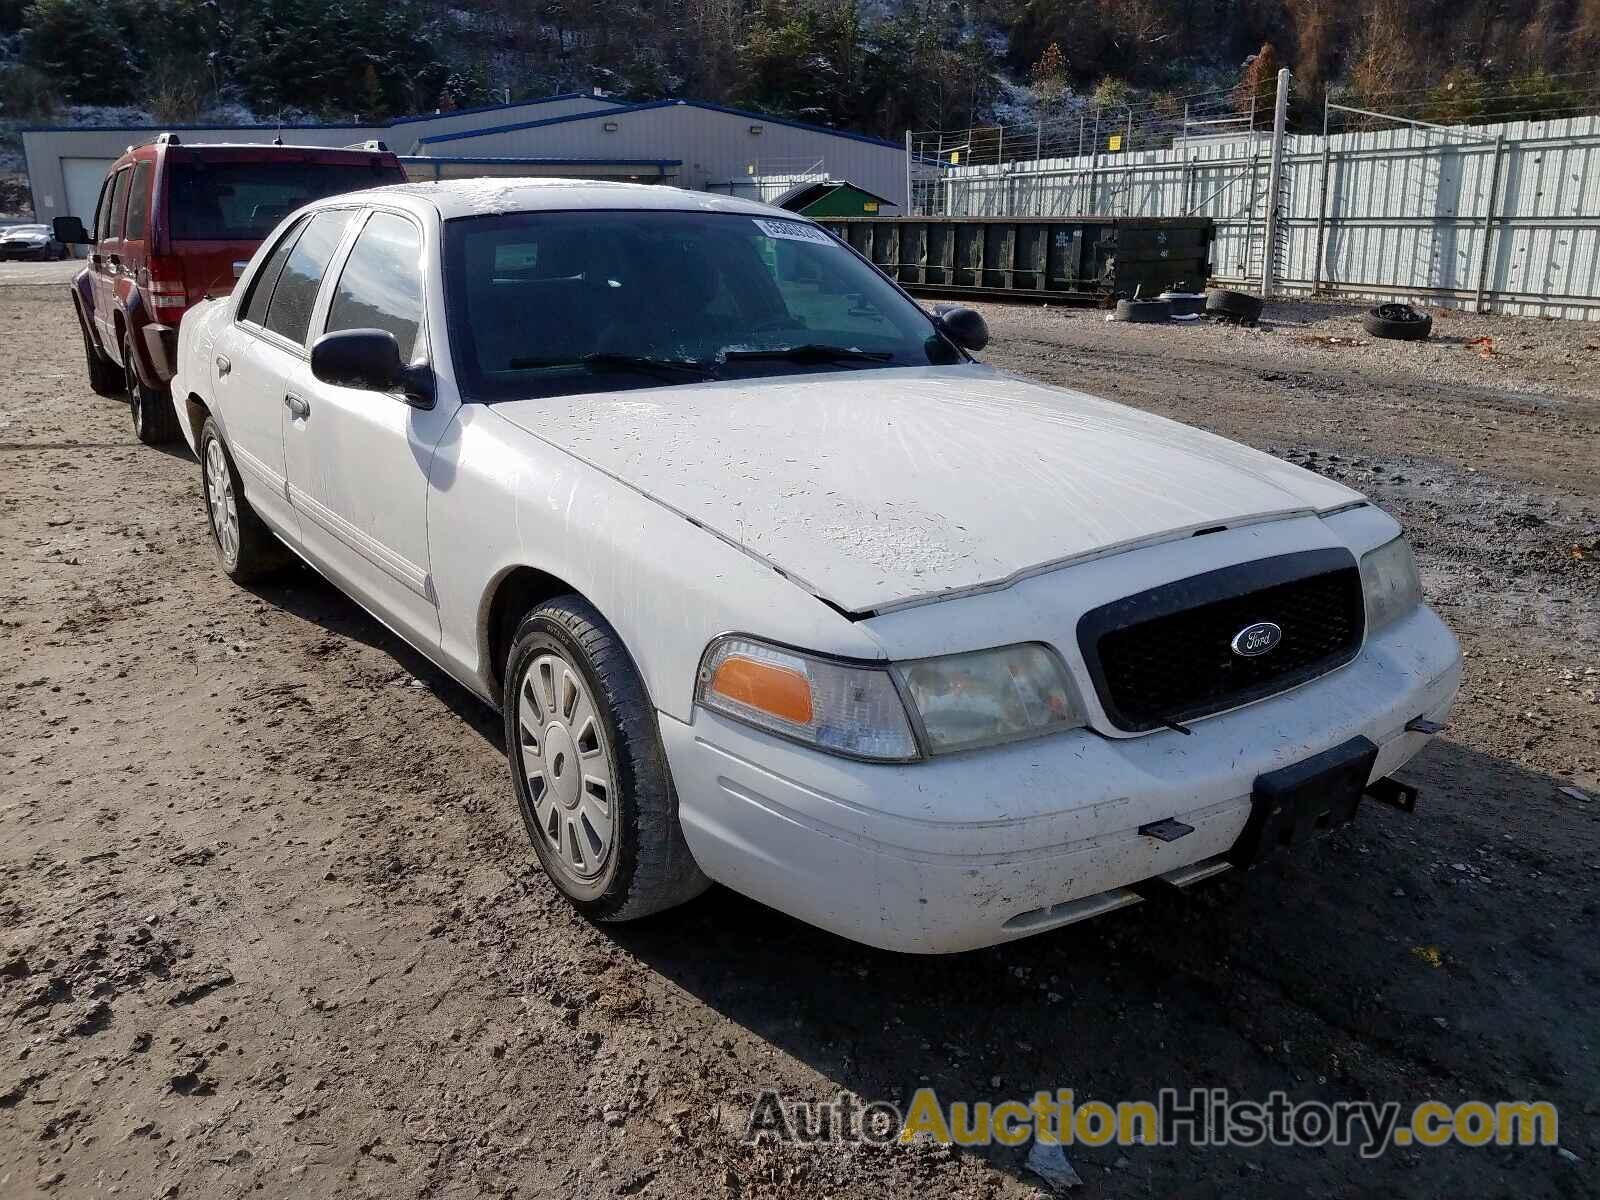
[2,271,1597,1200]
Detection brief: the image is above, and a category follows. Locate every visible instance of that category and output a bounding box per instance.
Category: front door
[282,209,455,653]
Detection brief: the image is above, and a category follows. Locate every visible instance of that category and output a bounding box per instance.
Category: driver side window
[238,215,308,327]
[90,176,113,244]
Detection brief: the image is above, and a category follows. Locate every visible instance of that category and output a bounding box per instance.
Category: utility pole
[1260,68,1291,298]
[903,129,913,215]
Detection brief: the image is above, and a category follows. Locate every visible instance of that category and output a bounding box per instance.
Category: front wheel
[78,311,123,397]
[125,331,179,445]
[504,597,708,921]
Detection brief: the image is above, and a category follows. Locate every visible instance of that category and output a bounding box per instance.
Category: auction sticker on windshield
[753,218,836,245]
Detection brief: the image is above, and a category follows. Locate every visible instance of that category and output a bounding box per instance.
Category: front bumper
[661,603,1461,954]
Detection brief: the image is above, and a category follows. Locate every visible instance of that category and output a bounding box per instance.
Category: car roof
[347,178,801,221]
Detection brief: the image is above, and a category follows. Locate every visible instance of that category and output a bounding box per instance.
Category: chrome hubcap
[204,439,239,565]
[517,653,615,882]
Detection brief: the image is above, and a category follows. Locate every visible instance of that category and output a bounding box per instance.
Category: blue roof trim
[399,155,681,166]
[17,92,629,135]
[19,121,378,133]
[416,98,902,150]
[386,93,627,125]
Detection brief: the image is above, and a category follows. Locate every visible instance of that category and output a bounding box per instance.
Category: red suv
[54,136,408,444]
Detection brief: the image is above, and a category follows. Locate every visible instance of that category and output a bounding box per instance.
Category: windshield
[442,210,961,400]
[168,161,392,241]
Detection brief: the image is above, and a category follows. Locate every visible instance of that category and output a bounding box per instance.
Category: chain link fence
[906,73,1600,319]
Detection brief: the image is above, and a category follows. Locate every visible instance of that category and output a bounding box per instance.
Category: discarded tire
[1362,303,1432,341]
[1113,298,1172,324]
[1205,289,1264,324]
[1158,290,1206,317]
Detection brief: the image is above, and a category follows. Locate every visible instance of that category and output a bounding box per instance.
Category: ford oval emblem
[1231,621,1283,657]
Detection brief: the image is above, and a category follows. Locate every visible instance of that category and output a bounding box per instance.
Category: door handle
[284,394,310,419]
[215,354,231,377]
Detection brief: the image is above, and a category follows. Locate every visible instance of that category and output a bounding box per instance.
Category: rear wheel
[125,331,179,445]
[504,596,708,922]
[199,417,288,582]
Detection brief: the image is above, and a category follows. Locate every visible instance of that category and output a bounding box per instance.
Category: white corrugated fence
[916,114,1600,320]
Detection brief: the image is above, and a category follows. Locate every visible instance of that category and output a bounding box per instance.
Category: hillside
[4,0,1600,138]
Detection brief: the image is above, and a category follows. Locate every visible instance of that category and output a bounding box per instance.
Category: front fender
[427,404,882,720]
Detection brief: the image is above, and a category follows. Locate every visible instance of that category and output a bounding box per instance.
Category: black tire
[1113,298,1172,323]
[198,417,289,582]
[504,596,709,922]
[77,308,123,397]
[125,331,179,445]
[1361,303,1432,341]
[1205,288,1265,324]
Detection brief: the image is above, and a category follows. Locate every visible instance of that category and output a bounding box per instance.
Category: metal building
[19,93,907,231]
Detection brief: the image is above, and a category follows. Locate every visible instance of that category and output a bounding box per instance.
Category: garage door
[62,156,116,227]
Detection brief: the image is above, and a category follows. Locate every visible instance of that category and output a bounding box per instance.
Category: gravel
[1,277,1596,1199]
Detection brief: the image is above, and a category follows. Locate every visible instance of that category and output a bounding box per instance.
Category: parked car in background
[172,180,1461,954]
[0,223,69,260]
[53,136,407,445]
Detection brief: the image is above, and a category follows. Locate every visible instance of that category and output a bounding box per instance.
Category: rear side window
[167,160,391,241]
[123,162,154,241]
[263,210,352,347]
[239,215,309,327]
[325,212,424,360]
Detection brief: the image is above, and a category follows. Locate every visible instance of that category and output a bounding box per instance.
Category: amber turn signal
[707,655,814,725]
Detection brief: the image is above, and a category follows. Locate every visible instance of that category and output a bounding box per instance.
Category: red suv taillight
[145,255,188,313]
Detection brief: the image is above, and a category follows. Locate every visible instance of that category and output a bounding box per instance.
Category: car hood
[488,366,1363,614]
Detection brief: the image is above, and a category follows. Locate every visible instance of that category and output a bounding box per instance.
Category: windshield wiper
[720,344,894,367]
[507,352,716,381]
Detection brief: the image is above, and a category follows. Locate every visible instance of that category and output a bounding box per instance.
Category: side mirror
[310,328,434,408]
[934,305,990,353]
[53,216,92,245]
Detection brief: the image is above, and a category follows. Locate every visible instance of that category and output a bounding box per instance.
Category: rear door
[283,207,456,650]
[121,160,155,316]
[212,211,330,541]
[90,166,130,360]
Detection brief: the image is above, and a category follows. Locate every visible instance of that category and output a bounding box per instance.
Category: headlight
[696,636,1082,761]
[895,644,1082,754]
[1360,535,1422,632]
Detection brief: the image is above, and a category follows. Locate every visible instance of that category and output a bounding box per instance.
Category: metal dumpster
[815,215,1214,303]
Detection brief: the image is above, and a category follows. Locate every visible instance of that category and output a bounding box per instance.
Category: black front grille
[1077,550,1365,733]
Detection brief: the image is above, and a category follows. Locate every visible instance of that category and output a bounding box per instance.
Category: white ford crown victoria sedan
[170,180,1461,953]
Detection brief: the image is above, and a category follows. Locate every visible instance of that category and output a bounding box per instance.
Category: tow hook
[1366,777,1419,814]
